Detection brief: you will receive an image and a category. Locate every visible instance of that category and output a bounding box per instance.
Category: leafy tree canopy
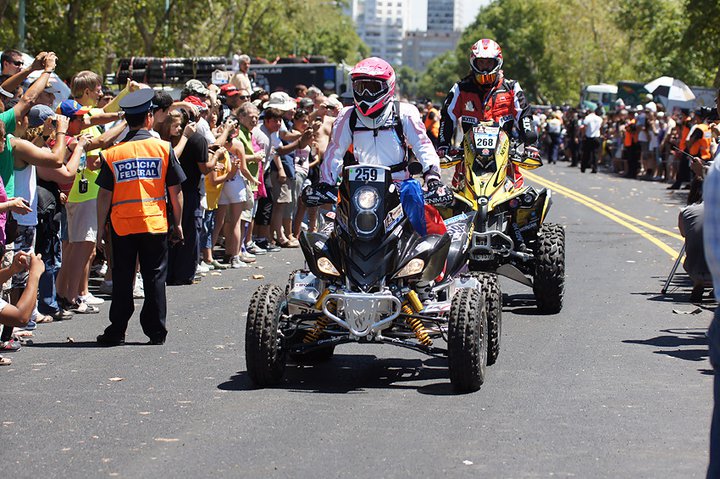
[0,0,368,79]
[414,0,719,105]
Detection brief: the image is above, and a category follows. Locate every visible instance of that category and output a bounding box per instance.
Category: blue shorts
[12,225,36,289]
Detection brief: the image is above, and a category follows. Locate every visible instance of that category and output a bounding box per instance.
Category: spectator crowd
[0,48,348,365]
[517,98,720,193]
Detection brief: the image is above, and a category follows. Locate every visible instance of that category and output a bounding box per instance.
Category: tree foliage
[415,51,460,102]
[0,0,367,79]
[417,0,719,105]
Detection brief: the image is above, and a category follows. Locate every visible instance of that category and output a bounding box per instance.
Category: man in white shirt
[580,107,604,173]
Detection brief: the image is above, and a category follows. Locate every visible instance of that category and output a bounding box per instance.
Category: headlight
[395,258,425,278]
[317,257,340,276]
[354,187,379,210]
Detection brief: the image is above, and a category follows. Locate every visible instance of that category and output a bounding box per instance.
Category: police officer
[95,89,186,346]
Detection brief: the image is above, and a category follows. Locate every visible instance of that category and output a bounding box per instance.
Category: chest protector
[103,138,170,236]
[458,79,517,133]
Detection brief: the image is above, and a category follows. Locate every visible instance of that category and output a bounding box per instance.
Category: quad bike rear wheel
[448,288,488,393]
[245,284,288,386]
[471,272,501,366]
[532,223,565,314]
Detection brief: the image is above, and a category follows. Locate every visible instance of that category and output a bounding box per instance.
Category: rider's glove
[525,145,541,161]
[424,178,454,207]
[301,182,338,207]
[436,146,448,158]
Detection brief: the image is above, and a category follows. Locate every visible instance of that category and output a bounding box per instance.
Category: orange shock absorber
[404,290,432,346]
[304,289,333,344]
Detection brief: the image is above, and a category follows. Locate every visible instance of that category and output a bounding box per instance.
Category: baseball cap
[57,99,91,117]
[298,97,314,109]
[184,95,208,111]
[28,105,56,128]
[220,84,240,97]
[185,79,209,97]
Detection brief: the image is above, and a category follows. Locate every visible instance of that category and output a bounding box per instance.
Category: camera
[181,108,197,125]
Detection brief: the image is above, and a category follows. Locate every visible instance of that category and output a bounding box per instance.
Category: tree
[416,51,459,102]
[395,65,419,99]
[8,0,368,81]
[455,0,635,104]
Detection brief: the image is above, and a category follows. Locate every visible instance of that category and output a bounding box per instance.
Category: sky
[406,0,489,31]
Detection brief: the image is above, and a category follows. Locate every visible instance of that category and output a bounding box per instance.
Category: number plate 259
[350,166,385,183]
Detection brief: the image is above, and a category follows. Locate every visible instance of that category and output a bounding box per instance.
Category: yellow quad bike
[440,122,566,314]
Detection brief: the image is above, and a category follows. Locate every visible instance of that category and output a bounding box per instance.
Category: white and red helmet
[470,39,503,85]
[350,57,396,118]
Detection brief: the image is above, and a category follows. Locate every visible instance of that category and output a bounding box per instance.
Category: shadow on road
[217,354,461,395]
[629,271,718,306]
[503,293,557,316]
[623,328,709,364]
[26,340,153,348]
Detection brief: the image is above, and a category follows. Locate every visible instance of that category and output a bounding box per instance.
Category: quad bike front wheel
[532,223,566,314]
[245,284,288,387]
[448,288,488,393]
[472,272,501,366]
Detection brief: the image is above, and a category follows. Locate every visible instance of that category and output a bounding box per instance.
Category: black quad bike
[245,164,501,393]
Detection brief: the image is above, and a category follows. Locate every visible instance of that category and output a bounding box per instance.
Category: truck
[249,62,350,95]
[112,56,350,95]
[580,83,618,110]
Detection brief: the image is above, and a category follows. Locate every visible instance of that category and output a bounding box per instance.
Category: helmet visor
[353,79,388,97]
[472,58,498,74]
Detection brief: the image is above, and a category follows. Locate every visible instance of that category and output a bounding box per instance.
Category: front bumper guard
[322,292,402,337]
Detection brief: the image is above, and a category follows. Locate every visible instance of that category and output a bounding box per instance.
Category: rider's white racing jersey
[320,102,440,185]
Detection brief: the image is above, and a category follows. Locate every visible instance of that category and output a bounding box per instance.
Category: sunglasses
[10,60,23,67]
[238,95,250,100]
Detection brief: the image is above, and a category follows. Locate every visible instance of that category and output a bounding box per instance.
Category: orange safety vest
[623,120,638,147]
[688,123,712,160]
[424,107,440,138]
[679,122,691,151]
[102,137,171,236]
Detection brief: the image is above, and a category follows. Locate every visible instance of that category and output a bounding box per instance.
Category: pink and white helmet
[350,57,396,118]
[470,39,503,86]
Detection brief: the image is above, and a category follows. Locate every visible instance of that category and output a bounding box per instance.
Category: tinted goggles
[352,79,387,96]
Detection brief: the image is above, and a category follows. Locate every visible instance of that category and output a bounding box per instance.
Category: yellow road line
[523,170,681,259]
[524,171,684,241]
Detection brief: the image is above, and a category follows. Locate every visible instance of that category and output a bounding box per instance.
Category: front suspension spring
[403,290,432,346]
[304,289,333,344]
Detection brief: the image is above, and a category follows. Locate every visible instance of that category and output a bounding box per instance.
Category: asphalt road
[1,161,714,478]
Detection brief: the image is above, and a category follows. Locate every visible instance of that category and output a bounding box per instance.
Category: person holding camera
[95,89,186,346]
[167,96,215,285]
